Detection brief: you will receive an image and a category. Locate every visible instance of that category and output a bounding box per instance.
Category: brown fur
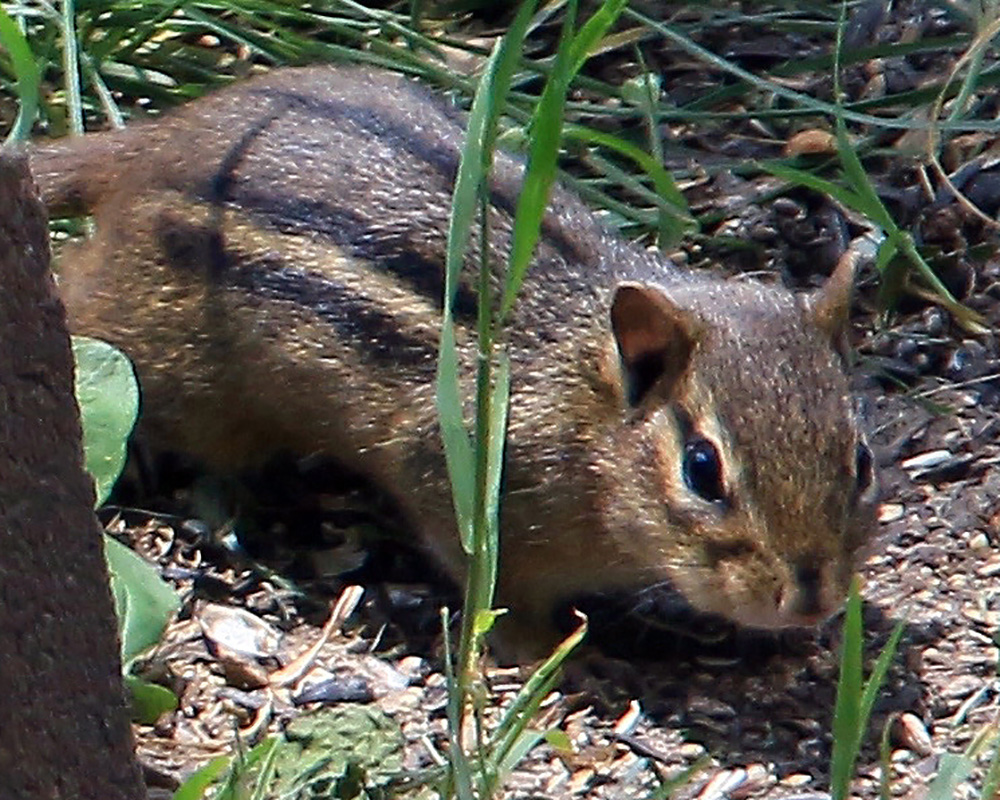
[32,66,878,660]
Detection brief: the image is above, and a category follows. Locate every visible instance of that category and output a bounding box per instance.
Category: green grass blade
[478,352,510,609]
[171,754,232,800]
[625,6,1000,135]
[436,0,534,554]
[0,4,40,142]
[927,724,997,800]
[833,119,895,231]
[490,728,546,790]
[830,578,904,800]
[979,727,1000,800]
[437,320,475,552]
[60,0,83,136]
[830,578,864,800]
[437,0,536,554]
[926,753,978,800]
[758,162,862,211]
[857,619,904,735]
[563,123,694,220]
[567,0,628,75]
[489,617,587,779]
[877,716,894,800]
[440,606,475,800]
[500,0,580,320]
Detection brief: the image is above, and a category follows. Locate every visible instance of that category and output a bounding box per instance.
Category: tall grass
[435,1,626,794]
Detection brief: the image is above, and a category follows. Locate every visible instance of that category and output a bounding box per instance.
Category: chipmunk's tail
[28,129,137,217]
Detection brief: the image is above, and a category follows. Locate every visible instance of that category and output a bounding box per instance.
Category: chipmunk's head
[596,251,877,629]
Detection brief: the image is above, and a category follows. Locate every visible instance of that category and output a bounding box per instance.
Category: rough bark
[0,150,147,799]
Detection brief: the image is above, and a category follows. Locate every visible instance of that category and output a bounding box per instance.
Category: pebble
[566,766,594,794]
[879,503,905,523]
[976,555,1000,577]
[730,763,772,798]
[613,700,642,736]
[969,531,991,551]
[687,697,737,720]
[696,767,747,800]
[781,773,813,787]
[900,449,952,471]
[425,672,447,689]
[679,742,707,759]
[396,655,427,682]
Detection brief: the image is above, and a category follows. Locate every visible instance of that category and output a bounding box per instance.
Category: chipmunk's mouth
[670,560,847,631]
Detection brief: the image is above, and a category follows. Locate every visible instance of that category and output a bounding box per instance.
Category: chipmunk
[30,65,878,660]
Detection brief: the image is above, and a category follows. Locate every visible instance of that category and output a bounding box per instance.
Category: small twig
[269,585,363,688]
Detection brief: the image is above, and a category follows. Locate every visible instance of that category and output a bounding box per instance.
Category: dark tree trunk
[0,150,147,800]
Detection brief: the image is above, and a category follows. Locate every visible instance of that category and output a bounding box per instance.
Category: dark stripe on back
[214,188,480,321]
[204,85,603,292]
[228,254,440,373]
[154,215,439,372]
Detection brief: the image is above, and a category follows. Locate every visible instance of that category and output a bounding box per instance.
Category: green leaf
[72,336,140,507]
[857,620,905,745]
[830,579,903,800]
[759,162,862,210]
[0,3,40,142]
[543,729,573,755]
[490,615,587,782]
[105,535,180,664]
[979,729,1000,800]
[493,728,545,783]
[436,322,475,552]
[472,607,505,639]
[125,674,178,725]
[171,754,233,800]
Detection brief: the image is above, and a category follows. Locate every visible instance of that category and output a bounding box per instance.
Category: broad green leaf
[980,729,1000,800]
[926,753,978,800]
[72,336,139,506]
[125,674,178,725]
[105,535,180,664]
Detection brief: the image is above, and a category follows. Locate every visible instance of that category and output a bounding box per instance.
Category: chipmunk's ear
[611,283,701,406]
[807,249,857,356]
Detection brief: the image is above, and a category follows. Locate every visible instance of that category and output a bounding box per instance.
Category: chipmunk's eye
[855,440,874,494]
[683,437,726,503]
